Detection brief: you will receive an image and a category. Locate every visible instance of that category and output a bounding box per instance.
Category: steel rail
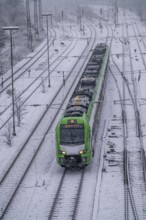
[0,27,84,184]
[0,29,55,94]
[131,23,146,71]
[109,21,139,220]
[134,20,146,53]
[0,28,76,130]
[90,22,112,220]
[127,20,146,195]
[111,14,146,219]
[48,169,84,220]
[0,25,96,219]
[125,18,146,169]
[131,22,146,166]
[109,66,139,220]
[47,24,98,220]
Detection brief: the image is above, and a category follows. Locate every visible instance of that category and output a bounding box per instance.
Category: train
[55,43,109,168]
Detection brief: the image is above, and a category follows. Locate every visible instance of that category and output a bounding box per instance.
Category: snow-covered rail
[109,66,139,220]
[0,28,76,130]
[48,169,84,220]
[0,25,97,220]
[110,15,146,219]
[0,28,56,94]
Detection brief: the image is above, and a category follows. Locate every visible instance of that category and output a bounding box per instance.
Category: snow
[0,25,88,176]
[1,4,146,220]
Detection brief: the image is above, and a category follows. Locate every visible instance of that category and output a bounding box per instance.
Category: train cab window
[60,124,84,145]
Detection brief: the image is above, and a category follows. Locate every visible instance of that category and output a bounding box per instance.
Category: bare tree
[15,93,27,127]
[6,90,27,127]
[2,122,13,147]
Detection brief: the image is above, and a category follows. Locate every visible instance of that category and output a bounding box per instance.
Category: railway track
[48,24,112,220]
[0,24,97,220]
[125,16,146,172]
[0,27,77,130]
[0,28,56,94]
[131,20,146,178]
[48,169,84,220]
[110,15,146,219]
[108,23,137,220]
[90,22,114,220]
[126,19,146,219]
[130,22,146,83]
[109,66,139,220]
[133,20,146,54]
[0,26,91,182]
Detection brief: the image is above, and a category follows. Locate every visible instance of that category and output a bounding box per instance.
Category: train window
[60,125,84,145]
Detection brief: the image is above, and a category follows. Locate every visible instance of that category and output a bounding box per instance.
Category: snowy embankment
[1,5,146,220]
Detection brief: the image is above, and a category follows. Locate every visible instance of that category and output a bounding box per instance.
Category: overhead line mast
[26,0,33,50]
[34,0,39,40]
[38,0,43,32]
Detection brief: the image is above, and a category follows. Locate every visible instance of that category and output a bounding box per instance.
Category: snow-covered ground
[1,4,146,220]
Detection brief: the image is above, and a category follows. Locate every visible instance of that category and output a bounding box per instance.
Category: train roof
[64,43,109,118]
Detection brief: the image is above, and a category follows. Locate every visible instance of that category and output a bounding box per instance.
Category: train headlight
[80,150,86,154]
[58,150,66,155]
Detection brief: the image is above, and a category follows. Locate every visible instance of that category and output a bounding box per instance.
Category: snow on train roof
[64,44,108,117]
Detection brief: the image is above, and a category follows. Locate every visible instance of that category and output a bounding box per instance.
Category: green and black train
[55,43,109,168]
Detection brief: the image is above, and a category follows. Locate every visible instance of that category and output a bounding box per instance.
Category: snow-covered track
[109,67,139,220]
[111,62,146,218]
[125,18,146,171]
[125,20,146,219]
[0,25,97,220]
[109,22,138,220]
[0,25,94,184]
[0,29,56,94]
[0,28,76,130]
[48,169,84,220]
[110,17,146,219]
[133,21,146,56]
[110,25,135,220]
[131,23,146,72]
[130,21,146,178]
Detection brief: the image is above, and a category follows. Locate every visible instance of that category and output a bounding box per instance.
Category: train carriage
[55,43,109,168]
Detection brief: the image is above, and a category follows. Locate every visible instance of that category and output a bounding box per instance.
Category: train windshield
[60,124,84,145]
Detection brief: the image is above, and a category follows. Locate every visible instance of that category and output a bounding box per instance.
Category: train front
[56,117,91,168]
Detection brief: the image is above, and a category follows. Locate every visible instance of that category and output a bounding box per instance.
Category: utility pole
[2,26,19,136]
[77,5,81,28]
[139,4,142,22]
[54,6,59,27]
[114,0,118,26]
[26,0,33,50]
[38,0,43,32]
[77,7,84,31]
[82,9,84,31]
[58,71,65,86]
[79,7,82,31]
[42,13,53,87]
[34,0,39,40]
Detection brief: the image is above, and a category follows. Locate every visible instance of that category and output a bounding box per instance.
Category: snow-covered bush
[2,122,13,147]
[15,93,27,127]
